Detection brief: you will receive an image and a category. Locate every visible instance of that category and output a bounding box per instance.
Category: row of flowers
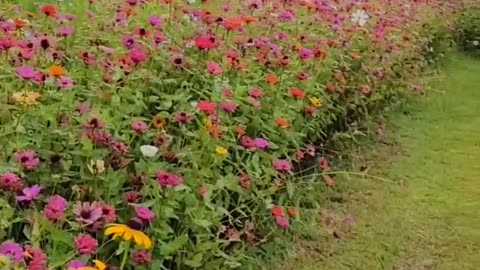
[0,0,457,269]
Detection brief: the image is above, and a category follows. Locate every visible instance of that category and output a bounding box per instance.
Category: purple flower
[16,66,37,79]
[74,234,98,255]
[44,195,68,221]
[0,241,23,263]
[57,27,75,37]
[16,185,42,202]
[67,260,86,269]
[273,159,293,172]
[278,10,295,22]
[254,138,270,149]
[0,172,23,192]
[15,150,40,170]
[299,48,314,60]
[135,207,155,222]
[148,16,162,26]
[72,202,103,225]
[121,35,136,49]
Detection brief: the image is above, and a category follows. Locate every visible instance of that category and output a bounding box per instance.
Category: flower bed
[0,0,457,269]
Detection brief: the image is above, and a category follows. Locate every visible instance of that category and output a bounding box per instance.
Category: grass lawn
[272,53,480,270]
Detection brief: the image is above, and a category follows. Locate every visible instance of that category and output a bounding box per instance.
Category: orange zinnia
[276,118,289,129]
[152,115,167,129]
[223,18,244,31]
[48,65,66,77]
[266,74,278,85]
[351,53,361,60]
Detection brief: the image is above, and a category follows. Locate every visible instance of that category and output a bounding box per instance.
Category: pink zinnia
[240,136,256,149]
[44,195,68,221]
[16,66,37,79]
[174,112,193,124]
[57,76,74,89]
[0,172,23,192]
[207,61,223,76]
[72,201,103,225]
[254,138,270,149]
[135,207,155,222]
[156,170,184,188]
[299,48,314,60]
[148,16,162,26]
[275,216,289,228]
[220,101,237,113]
[197,100,216,115]
[109,140,129,155]
[24,246,47,270]
[99,202,117,223]
[74,234,98,255]
[67,260,86,269]
[131,120,148,134]
[131,249,151,265]
[0,241,23,263]
[273,159,293,172]
[129,48,148,63]
[249,88,263,98]
[15,150,40,170]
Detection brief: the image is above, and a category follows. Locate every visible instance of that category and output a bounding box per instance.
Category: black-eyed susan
[77,260,107,270]
[104,220,153,249]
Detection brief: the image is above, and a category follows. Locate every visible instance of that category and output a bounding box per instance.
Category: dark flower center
[127,218,144,230]
[173,58,183,65]
[40,39,50,50]
[80,210,92,219]
[20,157,29,163]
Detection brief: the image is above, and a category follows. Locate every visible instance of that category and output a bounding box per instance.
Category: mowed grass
[271,53,480,270]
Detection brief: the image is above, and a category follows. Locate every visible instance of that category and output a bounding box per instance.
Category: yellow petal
[123,229,133,241]
[132,230,144,247]
[139,231,153,249]
[93,260,107,270]
[104,224,125,236]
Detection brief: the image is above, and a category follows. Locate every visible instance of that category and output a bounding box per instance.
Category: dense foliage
[455,7,480,56]
[0,0,457,269]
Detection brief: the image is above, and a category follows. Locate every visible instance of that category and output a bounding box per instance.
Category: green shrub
[455,8,480,56]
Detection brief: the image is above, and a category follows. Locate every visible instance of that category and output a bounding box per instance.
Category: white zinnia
[473,40,479,46]
[351,9,369,26]
[140,145,159,158]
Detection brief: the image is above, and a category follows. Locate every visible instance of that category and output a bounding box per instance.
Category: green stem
[120,244,130,270]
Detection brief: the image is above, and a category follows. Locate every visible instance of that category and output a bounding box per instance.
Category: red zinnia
[40,5,57,17]
[271,206,284,217]
[197,100,216,115]
[289,87,305,99]
[195,35,217,50]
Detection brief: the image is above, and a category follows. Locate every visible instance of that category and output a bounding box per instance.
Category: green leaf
[160,234,189,257]
[184,253,203,268]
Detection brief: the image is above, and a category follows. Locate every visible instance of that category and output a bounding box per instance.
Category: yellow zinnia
[309,97,323,108]
[215,146,228,157]
[11,91,41,106]
[104,223,153,249]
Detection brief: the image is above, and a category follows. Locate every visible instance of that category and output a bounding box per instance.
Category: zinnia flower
[73,202,103,225]
[140,145,159,158]
[24,246,47,270]
[156,170,184,188]
[74,234,98,255]
[77,260,106,270]
[0,172,23,192]
[15,150,40,170]
[215,146,229,157]
[273,159,293,172]
[131,120,148,134]
[104,221,153,249]
[207,61,223,75]
[194,35,217,50]
[16,185,42,203]
[11,91,42,106]
[131,249,151,265]
[16,66,37,79]
[44,195,68,221]
[197,100,216,115]
[0,241,23,263]
[135,207,155,222]
[48,65,66,77]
